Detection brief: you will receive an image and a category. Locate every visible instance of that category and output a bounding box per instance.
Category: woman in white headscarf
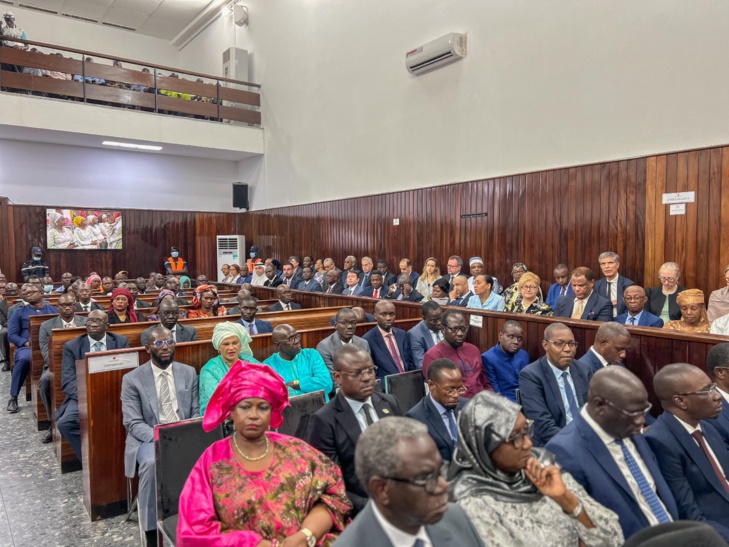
[250,263,267,286]
[48,214,75,249]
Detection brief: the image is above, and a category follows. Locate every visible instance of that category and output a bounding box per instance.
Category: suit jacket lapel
[171,362,188,419]
[426,522,456,546]
[569,361,588,406]
[577,417,636,500]
[333,393,363,447]
[141,363,160,423]
[539,357,566,422]
[373,330,395,370]
[424,396,452,449]
[583,294,598,318]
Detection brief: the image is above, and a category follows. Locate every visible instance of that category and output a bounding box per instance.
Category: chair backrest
[155,417,225,520]
[277,390,327,440]
[384,370,426,412]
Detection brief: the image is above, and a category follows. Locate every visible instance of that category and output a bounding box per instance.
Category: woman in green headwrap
[198,322,262,414]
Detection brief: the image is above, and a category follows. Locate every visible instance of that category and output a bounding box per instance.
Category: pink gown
[177,432,351,546]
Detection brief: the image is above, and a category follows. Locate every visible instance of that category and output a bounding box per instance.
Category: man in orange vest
[164,246,188,276]
[246,245,264,272]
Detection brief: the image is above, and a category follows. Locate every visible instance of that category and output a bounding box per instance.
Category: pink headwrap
[86,274,101,287]
[202,361,290,432]
[108,287,139,322]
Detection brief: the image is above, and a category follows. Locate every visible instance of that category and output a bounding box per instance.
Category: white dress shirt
[605,275,620,317]
[719,386,729,405]
[371,499,432,547]
[710,314,729,335]
[344,395,379,432]
[589,346,609,368]
[673,413,726,478]
[152,363,179,419]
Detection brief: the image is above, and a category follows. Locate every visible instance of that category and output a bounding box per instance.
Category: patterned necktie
[327,286,333,293]
[691,431,729,492]
[158,370,178,424]
[614,439,672,523]
[92,341,104,352]
[560,286,566,298]
[572,299,584,319]
[362,403,375,427]
[248,321,257,335]
[385,333,404,372]
[628,317,636,325]
[561,371,580,420]
[446,410,458,446]
[83,305,89,312]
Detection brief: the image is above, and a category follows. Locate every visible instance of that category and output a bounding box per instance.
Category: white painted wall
[180,0,729,210]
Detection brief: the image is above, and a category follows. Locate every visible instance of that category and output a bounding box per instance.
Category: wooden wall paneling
[633,158,647,286]
[644,156,657,284]
[698,150,716,289]
[719,148,729,277]
[685,151,699,290]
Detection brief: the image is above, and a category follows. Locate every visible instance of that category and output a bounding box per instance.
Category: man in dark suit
[594,252,635,317]
[358,257,375,289]
[644,363,729,540]
[554,267,613,322]
[447,274,473,307]
[363,300,414,379]
[75,284,104,312]
[342,255,362,281]
[308,345,402,514]
[406,359,467,462]
[296,266,322,292]
[323,269,344,294]
[140,299,198,346]
[317,308,371,379]
[441,255,465,287]
[267,285,303,311]
[707,343,729,439]
[545,264,573,308]
[280,262,298,289]
[287,255,305,288]
[614,285,664,328]
[577,322,631,374]
[262,264,282,288]
[546,367,679,540]
[127,283,152,312]
[333,417,484,547]
[360,271,386,299]
[407,301,443,369]
[399,258,420,286]
[519,323,592,446]
[385,274,424,302]
[122,326,200,546]
[236,296,274,335]
[224,288,250,315]
[376,259,397,288]
[56,310,130,460]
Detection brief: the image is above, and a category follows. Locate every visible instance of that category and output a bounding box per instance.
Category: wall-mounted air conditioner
[406,32,467,75]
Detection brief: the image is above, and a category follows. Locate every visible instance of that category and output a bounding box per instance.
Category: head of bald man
[586,367,651,439]
[272,324,301,359]
[654,363,722,425]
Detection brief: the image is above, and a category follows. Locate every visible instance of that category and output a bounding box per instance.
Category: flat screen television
[46,209,123,250]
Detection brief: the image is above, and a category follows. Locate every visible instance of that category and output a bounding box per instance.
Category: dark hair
[284,262,294,269]
[401,259,412,267]
[421,301,441,317]
[571,267,595,282]
[475,274,494,287]
[427,358,459,382]
[370,270,383,278]
[432,277,450,293]
[707,343,729,375]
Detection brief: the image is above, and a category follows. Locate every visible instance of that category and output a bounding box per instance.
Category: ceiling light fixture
[102,140,163,151]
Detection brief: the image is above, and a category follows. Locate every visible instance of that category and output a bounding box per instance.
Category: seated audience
[86,274,102,293]
[342,255,362,280]
[107,287,143,324]
[224,288,251,315]
[236,296,274,334]
[152,272,167,290]
[408,301,443,369]
[614,285,664,327]
[177,362,350,545]
[519,323,591,446]
[308,345,402,514]
[447,274,474,307]
[342,271,364,296]
[545,264,573,308]
[376,259,397,287]
[423,309,492,398]
[324,269,344,294]
[199,322,260,414]
[467,274,505,311]
[577,322,632,374]
[450,389,623,547]
[554,267,613,321]
[263,264,283,287]
[100,276,115,295]
[467,256,502,294]
[279,262,297,288]
[407,358,467,462]
[546,367,679,540]
[164,277,188,303]
[297,266,322,292]
[415,257,441,300]
[42,275,55,294]
[645,262,686,323]
[267,285,303,311]
[505,272,553,315]
[351,307,375,324]
[429,277,450,305]
[707,343,729,435]
[126,283,152,311]
[188,284,227,317]
[288,256,304,287]
[386,273,424,302]
[56,310,130,459]
[708,266,729,322]
[594,252,635,317]
[140,299,197,346]
[360,271,385,298]
[250,263,267,286]
[122,326,200,547]
[481,320,530,402]
[645,363,729,541]
[663,289,711,333]
[54,272,74,293]
[179,275,193,293]
[313,259,327,285]
[316,308,370,380]
[363,300,415,379]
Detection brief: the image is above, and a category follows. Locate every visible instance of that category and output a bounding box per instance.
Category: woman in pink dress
[177,362,351,546]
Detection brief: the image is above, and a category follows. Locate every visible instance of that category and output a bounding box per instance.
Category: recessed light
[102,141,163,151]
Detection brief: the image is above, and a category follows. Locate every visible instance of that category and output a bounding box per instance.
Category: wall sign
[662,192,695,204]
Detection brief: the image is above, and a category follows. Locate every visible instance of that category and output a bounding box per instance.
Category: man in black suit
[343,255,362,281]
[236,296,274,334]
[554,267,613,322]
[385,274,424,302]
[75,284,104,312]
[447,274,473,307]
[140,299,198,346]
[126,283,152,312]
[376,259,397,288]
[280,262,298,289]
[308,345,402,514]
[323,269,344,294]
[442,255,464,287]
[262,264,282,288]
[288,255,304,288]
[406,358,467,462]
[56,310,130,459]
[594,252,635,317]
[360,271,386,299]
[267,285,303,311]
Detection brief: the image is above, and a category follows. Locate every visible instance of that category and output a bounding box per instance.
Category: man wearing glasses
[308,345,402,515]
[519,323,591,446]
[614,285,664,328]
[546,367,679,540]
[122,326,199,547]
[644,363,729,541]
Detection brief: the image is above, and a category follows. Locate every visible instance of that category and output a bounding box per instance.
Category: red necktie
[374,288,379,298]
[385,333,404,372]
[691,431,729,492]
[327,286,332,293]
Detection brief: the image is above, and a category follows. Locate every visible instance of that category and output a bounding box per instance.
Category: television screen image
[46,209,123,250]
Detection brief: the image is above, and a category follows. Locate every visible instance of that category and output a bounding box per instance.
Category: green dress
[199,354,262,415]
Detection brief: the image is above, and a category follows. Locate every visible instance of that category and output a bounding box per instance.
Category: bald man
[546,367,678,540]
[644,363,729,541]
[577,322,631,374]
[614,286,664,328]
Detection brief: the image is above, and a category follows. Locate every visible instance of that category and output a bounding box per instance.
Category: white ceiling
[1,0,222,40]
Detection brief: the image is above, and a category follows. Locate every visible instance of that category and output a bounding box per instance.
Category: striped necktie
[614,439,672,523]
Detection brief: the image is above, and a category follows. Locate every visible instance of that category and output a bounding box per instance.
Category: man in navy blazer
[707,344,729,441]
[546,367,679,540]
[406,358,467,462]
[519,323,592,446]
[235,296,274,334]
[554,267,613,322]
[545,264,573,308]
[266,285,303,311]
[577,322,631,375]
[56,310,130,460]
[398,258,419,286]
[644,363,729,540]
[385,274,424,302]
[362,300,414,379]
[613,286,665,328]
[407,302,442,369]
[296,266,323,292]
[447,274,473,307]
[594,252,635,317]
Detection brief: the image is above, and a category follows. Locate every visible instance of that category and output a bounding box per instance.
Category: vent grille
[217,237,240,252]
[18,3,57,14]
[61,13,99,24]
[102,21,136,31]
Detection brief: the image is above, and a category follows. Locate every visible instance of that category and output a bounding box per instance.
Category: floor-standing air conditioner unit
[216,235,245,281]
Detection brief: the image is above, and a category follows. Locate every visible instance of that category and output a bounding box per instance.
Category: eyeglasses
[151,339,175,348]
[505,420,535,448]
[433,384,467,397]
[521,285,539,291]
[383,461,449,494]
[677,383,720,397]
[603,399,652,418]
[623,295,645,301]
[545,339,578,350]
[444,326,468,334]
[659,276,677,283]
[339,366,378,380]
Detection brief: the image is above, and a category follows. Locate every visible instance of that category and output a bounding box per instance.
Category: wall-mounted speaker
[233,183,249,209]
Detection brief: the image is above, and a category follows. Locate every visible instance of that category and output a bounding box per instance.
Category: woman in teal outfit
[198,322,262,414]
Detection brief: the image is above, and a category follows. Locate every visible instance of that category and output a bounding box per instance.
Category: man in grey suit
[333,417,484,547]
[317,308,370,380]
[408,301,443,369]
[140,299,198,346]
[38,293,86,443]
[121,326,199,547]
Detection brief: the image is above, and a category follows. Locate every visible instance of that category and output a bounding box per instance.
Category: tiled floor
[0,370,140,547]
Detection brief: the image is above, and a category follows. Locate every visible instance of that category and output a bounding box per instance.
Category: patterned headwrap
[192,284,218,309]
[202,361,290,432]
[155,289,176,306]
[211,321,253,357]
[108,287,138,322]
[73,216,85,227]
[676,289,705,306]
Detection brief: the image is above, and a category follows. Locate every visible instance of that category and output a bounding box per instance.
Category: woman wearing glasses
[449,390,623,547]
[505,272,553,316]
[645,262,687,323]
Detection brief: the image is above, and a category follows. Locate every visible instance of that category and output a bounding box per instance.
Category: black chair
[155,417,225,546]
[277,390,327,440]
[384,370,426,412]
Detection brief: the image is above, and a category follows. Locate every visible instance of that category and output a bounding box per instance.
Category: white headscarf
[250,264,267,286]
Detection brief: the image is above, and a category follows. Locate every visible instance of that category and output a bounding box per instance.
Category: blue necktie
[445,410,458,446]
[360,274,368,288]
[413,540,425,547]
[615,439,672,523]
[561,371,580,420]
[628,317,636,325]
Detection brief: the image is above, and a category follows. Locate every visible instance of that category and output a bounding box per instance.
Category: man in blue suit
[707,343,729,439]
[554,267,613,322]
[399,258,420,286]
[56,310,130,460]
[545,264,573,308]
[577,322,631,374]
[362,300,414,379]
[235,296,274,334]
[406,359,468,462]
[447,275,473,307]
[519,323,592,446]
[613,286,664,328]
[594,252,635,317]
[645,363,729,541]
[342,271,364,296]
[360,271,386,299]
[407,301,443,370]
[296,266,323,292]
[546,366,679,540]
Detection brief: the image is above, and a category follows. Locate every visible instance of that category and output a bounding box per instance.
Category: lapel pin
[382,409,390,414]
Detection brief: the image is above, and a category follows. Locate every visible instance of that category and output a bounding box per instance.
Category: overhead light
[102,141,163,151]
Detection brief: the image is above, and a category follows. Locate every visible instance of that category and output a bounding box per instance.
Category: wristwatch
[300,528,316,547]
[568,500,583,518]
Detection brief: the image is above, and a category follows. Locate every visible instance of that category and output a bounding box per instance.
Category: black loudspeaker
[233,183,249,209]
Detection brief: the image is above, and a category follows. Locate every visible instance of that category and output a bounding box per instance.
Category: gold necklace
[232,433,270,462]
